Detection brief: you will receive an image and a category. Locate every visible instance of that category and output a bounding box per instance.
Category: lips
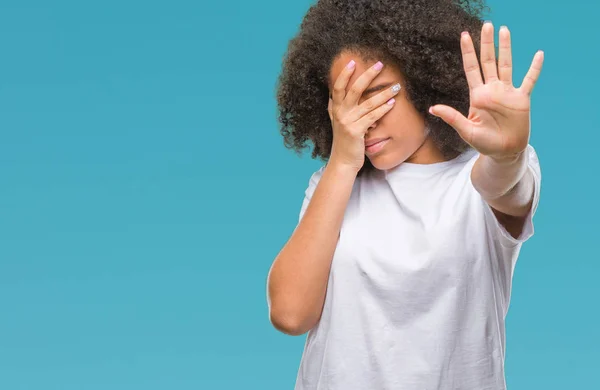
[365,137,390,147]
[365,137,391,154]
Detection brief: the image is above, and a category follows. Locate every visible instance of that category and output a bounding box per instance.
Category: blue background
[0,0,597,389]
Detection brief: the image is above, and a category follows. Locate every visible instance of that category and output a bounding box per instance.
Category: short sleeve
[298,165,326,223]
[480,144,542,248]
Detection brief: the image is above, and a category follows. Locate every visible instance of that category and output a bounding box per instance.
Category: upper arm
[491,206,528,240]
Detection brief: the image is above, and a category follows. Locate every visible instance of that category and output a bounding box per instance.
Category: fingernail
[484,20,492,25]
[500,25,508,31]
[461,31,469,37]
[346,60,356,69]
[387,98,395,105]
[373,61,383,71]
[391,83,401,93]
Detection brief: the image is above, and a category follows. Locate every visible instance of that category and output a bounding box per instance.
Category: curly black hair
[276,0,490,175]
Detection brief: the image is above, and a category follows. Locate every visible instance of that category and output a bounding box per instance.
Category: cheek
[383,101,423,128]
[380,105,404,127]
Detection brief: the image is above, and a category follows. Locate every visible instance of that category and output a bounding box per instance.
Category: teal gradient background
[0,1,597,389]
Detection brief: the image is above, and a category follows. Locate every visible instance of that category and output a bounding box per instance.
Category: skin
[432,23,544,235]
[328,22,543,237]
[327,53,454,170]
[267,22,544,335]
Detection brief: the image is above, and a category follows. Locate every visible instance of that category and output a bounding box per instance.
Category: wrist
[486,148,528,166]
[326,158,361,177]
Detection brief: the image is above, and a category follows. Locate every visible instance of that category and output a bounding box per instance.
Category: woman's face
[328,51,446,170]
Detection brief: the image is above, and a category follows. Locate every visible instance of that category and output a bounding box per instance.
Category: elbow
[269,307,314,336]
[266,269,318,336]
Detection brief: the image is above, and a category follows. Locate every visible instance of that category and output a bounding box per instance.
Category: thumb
[429,105,473,143]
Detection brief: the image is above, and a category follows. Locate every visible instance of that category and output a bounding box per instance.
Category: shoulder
[305,165,326,191]
[311,165,327,181]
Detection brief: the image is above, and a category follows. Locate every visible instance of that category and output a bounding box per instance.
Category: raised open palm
[429,22,544,160]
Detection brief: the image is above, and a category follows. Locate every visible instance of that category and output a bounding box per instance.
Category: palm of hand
[430,23,544,160]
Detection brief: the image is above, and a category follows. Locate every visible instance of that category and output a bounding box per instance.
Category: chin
[367,153,406,171]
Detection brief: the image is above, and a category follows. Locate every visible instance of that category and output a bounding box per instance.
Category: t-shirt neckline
[384,147,478,178]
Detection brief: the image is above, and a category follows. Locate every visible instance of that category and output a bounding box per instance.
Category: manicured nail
[500,25,508,31]
[346,60,356,69]
[373,61,383,71]
[461,31,469,37]
[387,98,395,105]
[484,20,492,25]
[391,83,401,93]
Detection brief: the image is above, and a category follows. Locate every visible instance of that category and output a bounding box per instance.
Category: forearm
[267,162,357,335]
[471,148,535,217]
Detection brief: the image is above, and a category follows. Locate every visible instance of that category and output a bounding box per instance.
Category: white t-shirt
[293,144,541,390]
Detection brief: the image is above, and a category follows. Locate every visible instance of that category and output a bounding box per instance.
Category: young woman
[267,0,544,388]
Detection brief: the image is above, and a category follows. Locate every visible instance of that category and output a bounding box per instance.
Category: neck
[404,135,457,165]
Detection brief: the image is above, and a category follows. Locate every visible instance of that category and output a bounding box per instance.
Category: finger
[355,97,396,130]
[331,59,357,106]
[328,98,333,121]
[429,105,474,144]
[461,31,484,90]
[350,82,401,121]
[519,50,544,96]
[480,21,498,83]
[343,60,385,108]
[498,26,513,86]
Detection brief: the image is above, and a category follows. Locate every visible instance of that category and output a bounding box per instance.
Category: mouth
[365,137,391,154]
